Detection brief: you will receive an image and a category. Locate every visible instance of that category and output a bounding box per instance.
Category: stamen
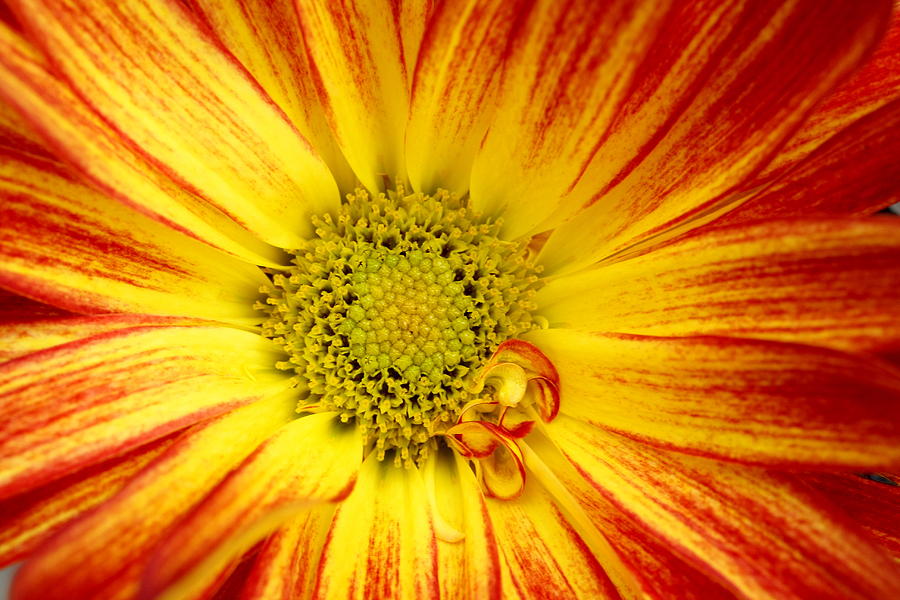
[258,185,542,466]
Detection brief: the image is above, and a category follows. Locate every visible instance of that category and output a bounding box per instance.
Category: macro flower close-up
[1,0,900,598]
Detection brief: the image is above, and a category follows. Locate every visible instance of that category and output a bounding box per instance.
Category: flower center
[259,186,541,466]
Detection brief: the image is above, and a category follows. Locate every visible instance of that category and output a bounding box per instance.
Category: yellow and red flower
[0,1,899,599]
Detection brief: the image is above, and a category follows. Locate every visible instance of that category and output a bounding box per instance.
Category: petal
[187,0,355,191]
[470,0,669,236]
[0,22,281,266]
[524,328,900,468]
[716,99,900,223]
[522,432,735,599]
[141,413,360,600]
[536,218,900,356]
[0,288,67,322]
[6,0,339,251]
[530,1,891,273]
[0,99,47,158]
[0,312,202,363]
[804,473,900,560]
[429,449,501,600]
[551,418,900,599]
[484,482,618,599]
[405,0,523,195]
[755,8,900,187]
[0,149,269,319]
[239,506,335,600]
[11,392,296,600]
[296,0,411,192]
[313,454,439,600]
[0,324,288,499]
[0,435,175,567]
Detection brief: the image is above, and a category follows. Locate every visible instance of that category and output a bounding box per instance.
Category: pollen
[258,185,541,466]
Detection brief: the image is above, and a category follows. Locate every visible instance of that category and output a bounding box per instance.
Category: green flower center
[259,186,541,466]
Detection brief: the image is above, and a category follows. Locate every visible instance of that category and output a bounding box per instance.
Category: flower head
[0,1,899,599]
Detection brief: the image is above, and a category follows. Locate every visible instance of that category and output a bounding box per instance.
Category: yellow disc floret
[258,185,541,466]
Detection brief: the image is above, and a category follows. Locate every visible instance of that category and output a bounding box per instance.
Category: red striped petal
[523,433,735,599]
[0,312,202,363]
[754,8,900,190]
[717,99,900,223]
[552,418,900,599]
[406,0,524,195]
[312,455,439,599]
[11,393,296,600]
[804,473,900,560]
[0,435,175,567]
[525,328,900,468]
[6,0,339,252]
[187,0,355,191]
[239,506,335,600]
[0,21,284,265]
[296,0,413,192]
[536,218,900,356]
[532,0,891,273]
[0,148,270,319]
[0,325,287,499]
[485,483,619,599]
[140,413,360,600]
[0,99,48,158]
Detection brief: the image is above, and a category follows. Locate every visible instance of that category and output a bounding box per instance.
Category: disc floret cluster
[258,186,542,465]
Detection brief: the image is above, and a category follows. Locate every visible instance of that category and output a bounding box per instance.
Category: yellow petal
[405,0,523,195]
[313,454,438,599]
[189,0,355,191]
[296,0,413,191]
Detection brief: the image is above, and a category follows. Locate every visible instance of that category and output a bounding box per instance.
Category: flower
[0,0,899,598]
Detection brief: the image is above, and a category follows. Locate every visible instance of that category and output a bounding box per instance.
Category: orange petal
[141,413,360,600]
[525,328,900,468]
[532,1,891,274]
[6,0,339,252]
[0,325,288,499]
[428,449,501,600]
[188,0,355,191]
[406,0,524,194]
[718,99,900,223]
[485,483,618,599]
[0,148,270,320]
[313,454,438,599]
[296,0,413,192]
[536,218,900,356]
[0,435,175,567]
[804,473,900,560]
[552,417,900,599]
[11,392,296,600]
[239,506,336,600]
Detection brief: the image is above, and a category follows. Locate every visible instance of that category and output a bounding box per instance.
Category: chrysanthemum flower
[0,0,899,598]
